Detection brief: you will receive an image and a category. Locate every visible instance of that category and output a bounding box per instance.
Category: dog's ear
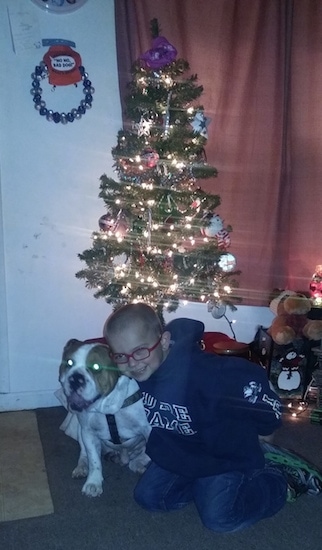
[62,338,82,356]
[88,344,120,394]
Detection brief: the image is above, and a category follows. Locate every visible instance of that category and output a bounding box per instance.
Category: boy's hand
[258,433,275,443]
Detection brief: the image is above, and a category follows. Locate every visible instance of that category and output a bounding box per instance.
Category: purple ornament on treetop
[140,36,177,69]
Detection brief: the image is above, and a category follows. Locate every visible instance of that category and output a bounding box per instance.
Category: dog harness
[106,389,142,445]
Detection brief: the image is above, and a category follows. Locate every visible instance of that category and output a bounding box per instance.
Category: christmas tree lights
[76,19,240,320]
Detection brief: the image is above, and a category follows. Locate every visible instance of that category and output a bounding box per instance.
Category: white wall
[163,303,274,344]
[0,0,120,411]
[0,0,274,412]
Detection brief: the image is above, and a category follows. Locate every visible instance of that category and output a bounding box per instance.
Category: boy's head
[103,303,170,382]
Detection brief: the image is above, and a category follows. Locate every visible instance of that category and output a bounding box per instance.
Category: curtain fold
[114,0,321,306]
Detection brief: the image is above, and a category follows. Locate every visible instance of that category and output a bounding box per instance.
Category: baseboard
[0,390,61,412]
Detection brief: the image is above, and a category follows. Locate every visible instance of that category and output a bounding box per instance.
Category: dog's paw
[81,481,103,498]
[129,463,149,475]
[72,462,89,479]
[128,453,151,474]
[103,450,122,464]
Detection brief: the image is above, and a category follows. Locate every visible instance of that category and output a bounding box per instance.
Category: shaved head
[104,303,163,342]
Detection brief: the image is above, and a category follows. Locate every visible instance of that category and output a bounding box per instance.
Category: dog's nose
[69,372,86,391]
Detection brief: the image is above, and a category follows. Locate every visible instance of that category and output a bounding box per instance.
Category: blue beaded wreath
[31,61,94,124]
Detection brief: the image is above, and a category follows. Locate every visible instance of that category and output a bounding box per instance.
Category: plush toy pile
[268,290,322,346]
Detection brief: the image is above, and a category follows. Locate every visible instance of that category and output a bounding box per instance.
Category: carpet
[0,410,54,522]
[1,406,322,550]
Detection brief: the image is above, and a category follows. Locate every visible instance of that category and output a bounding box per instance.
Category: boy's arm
[220,359,283,436]
[244,363,283,436]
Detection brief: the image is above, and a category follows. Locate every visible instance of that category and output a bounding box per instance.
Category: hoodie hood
[165,318,205,347]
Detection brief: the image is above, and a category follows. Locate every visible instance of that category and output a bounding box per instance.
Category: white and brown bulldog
[57,338,151,497]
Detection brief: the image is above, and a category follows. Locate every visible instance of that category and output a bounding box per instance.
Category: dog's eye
[66,359,74,368]
[89,363,101,372]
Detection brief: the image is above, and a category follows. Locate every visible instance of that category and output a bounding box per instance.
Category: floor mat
[0,410,54,522]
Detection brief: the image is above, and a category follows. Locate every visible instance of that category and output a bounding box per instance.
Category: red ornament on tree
[141,147,159,168]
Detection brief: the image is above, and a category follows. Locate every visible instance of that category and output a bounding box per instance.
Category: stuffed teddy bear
[268,290,322,346]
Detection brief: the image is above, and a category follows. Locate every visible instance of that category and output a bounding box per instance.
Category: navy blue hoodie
[138,318,282,478]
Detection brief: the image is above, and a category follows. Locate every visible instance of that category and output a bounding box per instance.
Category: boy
[104,303,320,532]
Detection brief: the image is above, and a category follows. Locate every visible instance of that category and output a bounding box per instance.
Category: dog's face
[59,339,120,412]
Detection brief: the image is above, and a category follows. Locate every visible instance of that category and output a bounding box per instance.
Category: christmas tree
[76,19,240,322]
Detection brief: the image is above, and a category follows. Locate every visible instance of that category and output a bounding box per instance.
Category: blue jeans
[134,462,287,533]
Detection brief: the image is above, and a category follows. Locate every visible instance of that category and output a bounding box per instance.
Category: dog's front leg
[121,435,151,474]
[81,430,104,497]
[72,421,89,479]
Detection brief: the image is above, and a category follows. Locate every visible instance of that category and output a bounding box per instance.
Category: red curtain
[114,0,322,306]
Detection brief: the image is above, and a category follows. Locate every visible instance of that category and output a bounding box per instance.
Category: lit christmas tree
[76,19,240,322]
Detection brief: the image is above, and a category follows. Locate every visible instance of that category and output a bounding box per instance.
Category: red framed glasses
[110,335,162,364]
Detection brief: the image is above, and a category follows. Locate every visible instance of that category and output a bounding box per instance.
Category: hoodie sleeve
[219,358,283,436]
